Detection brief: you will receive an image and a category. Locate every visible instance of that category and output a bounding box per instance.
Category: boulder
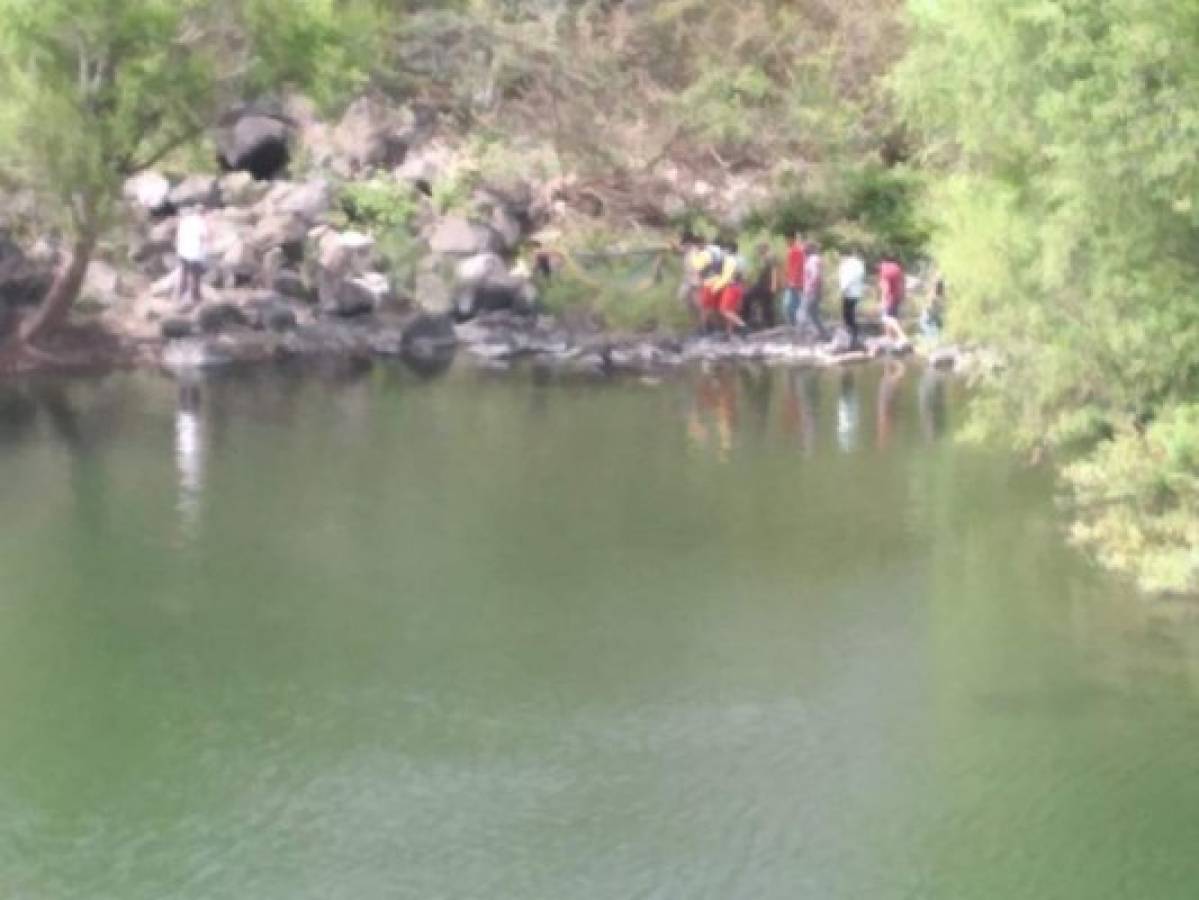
[395,142,456,192]
[268,178,332,222]
[414,258,454,316]
[217,113,292,181]
[168,175,221,210]
[318,274,381,318]
[332,97,416,174]
[160,317,194,340]
[196,301,250,334]
[252,213,309,256]
[273,269,313,303]
[451,252,537,320]
[244,294,299,333]
[400,312,457,377]
[124,171,172,215]
[219,171,270,207]
[428,216,503,257]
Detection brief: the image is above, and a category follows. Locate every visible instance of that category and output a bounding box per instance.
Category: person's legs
[720,285,745,337]
[842,295,859,348]
[802,292,829,341]
[784,287,800,327]
[187,262,204,304]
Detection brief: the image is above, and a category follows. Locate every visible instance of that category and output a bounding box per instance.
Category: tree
[898,0,1199,592]
[0,0,380,358]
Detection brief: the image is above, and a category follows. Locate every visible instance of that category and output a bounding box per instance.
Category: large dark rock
[196,301,250,334]
[244,294,299,333]
[217,113,292,181]
[400,313,457,377]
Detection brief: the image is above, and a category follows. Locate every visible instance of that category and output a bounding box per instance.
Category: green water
[2,363,1199,900]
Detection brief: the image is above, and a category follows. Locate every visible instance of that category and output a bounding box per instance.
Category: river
[1,362,1198,899]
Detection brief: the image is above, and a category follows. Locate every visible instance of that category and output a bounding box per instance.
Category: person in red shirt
[784,232,805,327]
[878,257,910,348]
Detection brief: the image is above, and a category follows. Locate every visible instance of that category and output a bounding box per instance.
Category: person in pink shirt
[878,256,910,348]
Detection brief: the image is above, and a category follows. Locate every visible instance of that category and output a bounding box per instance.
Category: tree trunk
[18,226,98,348]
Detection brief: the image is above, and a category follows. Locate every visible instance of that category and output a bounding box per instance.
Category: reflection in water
[783,369,820,456]
[920,367,948,442]
[687,368,738,462]
[837,371,860,454]
[175,380,206,537]
[877,359,906,451]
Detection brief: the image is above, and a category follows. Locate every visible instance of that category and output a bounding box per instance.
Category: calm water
[2,362,1199,900]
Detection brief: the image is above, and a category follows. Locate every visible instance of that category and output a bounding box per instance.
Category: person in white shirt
[837,247,866,350]
[800,242,828,342]
[175,206,210,307]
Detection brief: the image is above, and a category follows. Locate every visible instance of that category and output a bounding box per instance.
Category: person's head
[791,231,804,246]
[724,239,739,255]
[806,241,819,255]
[680,230,701,249]
[756,241,770,259]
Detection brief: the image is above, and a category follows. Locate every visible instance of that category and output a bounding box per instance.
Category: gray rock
[318,274,378,318]
[196,301,250,334]
[271,178,332,222]
[428,216,503,257]
[219,171,269,207]
[243,295,299,333]
[168,175,220,210]
[332,97,415,174]
[273,269,313,303]
[160,317,194,340]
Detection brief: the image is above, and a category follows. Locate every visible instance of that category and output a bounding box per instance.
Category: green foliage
[337,178,420,231]
[745,164,929,260]
[898,0,1199,592]
[0,0,381,232]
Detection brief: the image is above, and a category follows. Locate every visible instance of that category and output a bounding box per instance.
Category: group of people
[679,232,914,350]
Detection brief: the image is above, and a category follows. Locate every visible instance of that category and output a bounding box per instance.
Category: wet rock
[160,317,194,340]
[196,301,250,334]
[243,295,299,333]
[318,273,388,318]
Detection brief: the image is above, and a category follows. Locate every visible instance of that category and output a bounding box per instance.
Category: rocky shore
[0,96,992,383]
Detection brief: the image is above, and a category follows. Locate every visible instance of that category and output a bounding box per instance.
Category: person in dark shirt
[741,241,779,330]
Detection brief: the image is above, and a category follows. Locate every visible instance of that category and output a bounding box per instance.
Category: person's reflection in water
[876,358,906,451]
[836,370,860,454]
[739,365,774,436]
[687,367,738,463]
[782,369,820,456]
[919,366,948,442]
[175,379,207,539]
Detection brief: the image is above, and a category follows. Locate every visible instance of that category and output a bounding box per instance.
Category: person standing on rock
[838,246,866,350]
[878,256,910,349]
[743,241,780,330]
[800,241,829,343]
[175,205,210,309]
[716,240,747,338]
[783,231,806,327]
[678,232,706,326]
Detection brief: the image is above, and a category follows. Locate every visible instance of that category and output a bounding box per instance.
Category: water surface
[1,362,1198,899]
